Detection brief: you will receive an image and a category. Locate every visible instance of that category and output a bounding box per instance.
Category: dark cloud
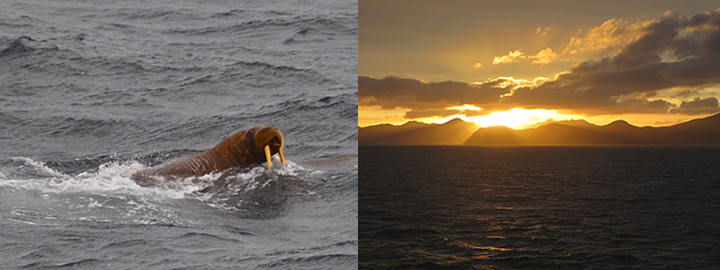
[506,9,720,114]
[670,97,720,114]
[659,56,720,83]
[359,76,510,114]
[360,8,720,119]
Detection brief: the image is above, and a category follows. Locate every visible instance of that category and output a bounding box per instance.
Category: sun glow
[446,104,483,112]
[360,105,585,130]
[464,108,571,129]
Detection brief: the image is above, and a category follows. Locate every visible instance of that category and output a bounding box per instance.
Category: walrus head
[247,126,286,170]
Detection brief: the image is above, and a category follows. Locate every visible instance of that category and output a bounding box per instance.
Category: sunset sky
[359,1,720,128]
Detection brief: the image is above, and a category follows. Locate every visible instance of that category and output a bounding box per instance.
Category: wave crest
[0,156,314,221]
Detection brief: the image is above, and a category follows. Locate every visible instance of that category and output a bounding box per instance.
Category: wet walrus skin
[132,126,286,186]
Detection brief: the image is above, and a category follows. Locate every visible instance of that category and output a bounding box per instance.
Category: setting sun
[464,108,568,129]
[420,108,578,130]
[359,105,581,130]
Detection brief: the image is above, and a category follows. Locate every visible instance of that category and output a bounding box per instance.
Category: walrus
[131,126,286,187]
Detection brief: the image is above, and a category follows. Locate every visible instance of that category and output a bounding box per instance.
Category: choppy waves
[0,31,357,159]
[0,155,320,224]
[1,0,357,268]
[360,146,720,269]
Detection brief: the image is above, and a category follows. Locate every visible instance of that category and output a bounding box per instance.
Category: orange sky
[359,1,720,128]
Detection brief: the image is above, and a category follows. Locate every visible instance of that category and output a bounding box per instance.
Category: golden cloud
[530,47,558,65]
[492,49,526,64]
[361,8,720,120]
[536,26,558,37]
[494,47,559,66]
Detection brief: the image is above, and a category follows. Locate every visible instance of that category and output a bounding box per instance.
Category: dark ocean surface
[0,0,357,269]
[360,145,720,269]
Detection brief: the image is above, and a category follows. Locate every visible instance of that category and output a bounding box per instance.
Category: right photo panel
[359,1,720,269]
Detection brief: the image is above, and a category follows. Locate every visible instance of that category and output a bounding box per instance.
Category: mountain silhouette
[358,118,478,145]
[359,113,720,146]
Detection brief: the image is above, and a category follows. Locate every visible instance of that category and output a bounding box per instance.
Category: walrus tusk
[278,147,286,165]
[264,145,272,170]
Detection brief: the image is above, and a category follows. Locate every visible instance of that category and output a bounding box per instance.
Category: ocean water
[0,0,357,269]
[360,146,720,269]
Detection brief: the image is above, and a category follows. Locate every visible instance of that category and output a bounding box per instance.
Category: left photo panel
[0,0,358,269]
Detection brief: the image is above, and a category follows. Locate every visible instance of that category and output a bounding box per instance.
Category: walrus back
[129,127,277,187]
[131,152,217,186]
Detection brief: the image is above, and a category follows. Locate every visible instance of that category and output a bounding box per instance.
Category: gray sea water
[0,0,357,269]
[360,146,720,269]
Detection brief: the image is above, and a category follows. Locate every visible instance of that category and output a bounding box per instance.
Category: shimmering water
[360,145,720,269]
[0,0,357,269]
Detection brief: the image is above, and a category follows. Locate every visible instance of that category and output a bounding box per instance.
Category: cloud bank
[360,8,720,119]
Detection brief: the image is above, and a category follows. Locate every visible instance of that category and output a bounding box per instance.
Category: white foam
[0,158,187,202]
[1,156,318,211]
